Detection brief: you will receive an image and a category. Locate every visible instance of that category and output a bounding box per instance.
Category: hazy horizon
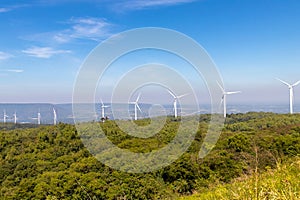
[0,103,300,125]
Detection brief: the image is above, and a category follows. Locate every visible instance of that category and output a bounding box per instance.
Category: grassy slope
[181,157,300,200]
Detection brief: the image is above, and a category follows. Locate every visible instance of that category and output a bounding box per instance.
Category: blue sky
[0,0,300,104]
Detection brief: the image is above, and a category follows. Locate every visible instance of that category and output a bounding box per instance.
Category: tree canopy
[0,112,299,199]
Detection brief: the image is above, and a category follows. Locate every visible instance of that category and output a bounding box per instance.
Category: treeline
[0,112,299,199]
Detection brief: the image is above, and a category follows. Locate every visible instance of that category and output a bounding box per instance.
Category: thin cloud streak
[0,8,11,13]
[115,0,197,10]
[34,0,198,11]
[22,47,71,58]
[0,51,12,60]
[0,69,24,73]
[0,4,29,13]
[6,69,24,73]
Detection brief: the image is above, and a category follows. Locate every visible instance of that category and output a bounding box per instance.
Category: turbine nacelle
[168,90,189,100]
[276,78,300,88]
[100,99,110,108]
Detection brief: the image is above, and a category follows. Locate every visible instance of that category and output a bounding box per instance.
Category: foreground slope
[0,113,299,199]
[181,157,299,199]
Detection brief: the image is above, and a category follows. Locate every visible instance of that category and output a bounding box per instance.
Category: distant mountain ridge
[0,103,299,124]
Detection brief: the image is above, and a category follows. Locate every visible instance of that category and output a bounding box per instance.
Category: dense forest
[0,112,299,199]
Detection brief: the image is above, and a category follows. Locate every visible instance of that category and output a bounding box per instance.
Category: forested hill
[0,113,299,199]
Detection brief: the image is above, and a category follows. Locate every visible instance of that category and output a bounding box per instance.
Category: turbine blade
[177,93,189,99]
[167,90,176,98]
[226,91,241,95]
[100,99,104,106]
[216,81,225,93]
[136,93,141,102]
[292,80,300,87]
[189,110,202,115]
[276,78,291,87]
[136,103,142,112]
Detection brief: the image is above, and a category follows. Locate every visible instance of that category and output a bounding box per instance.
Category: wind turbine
[168,90,188,118]
[30,111,41,124]
[217,82,241,118]
[13,111,17,124]
[37,111,41,125]
[3,110,8,123]
[53,108,57,125]
[100,99,109,119]
[276,78,300,114]
[129,93,142,121]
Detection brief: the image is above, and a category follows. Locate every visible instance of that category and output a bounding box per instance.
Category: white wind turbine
[37,111,41,125]
[129,93,142,121]
[276,78,300,114]
[31,111,41,124]
[100,99,109,119]
[13,111,17,124]
[168,90,188,118]
[217,82,241,118]
[53,108,57,125]
[3,110,8,123]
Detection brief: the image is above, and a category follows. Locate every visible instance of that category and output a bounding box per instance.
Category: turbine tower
[217,82,241,118]
[37,111,41,125]
[277,78,300,114]
[129,93,142,121]
[168,90,188,118]
[53,108,57,125]
[100,99,109,119]
[13,112,17,124]
[3,110,8,123]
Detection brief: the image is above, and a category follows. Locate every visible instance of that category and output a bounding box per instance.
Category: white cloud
[34,0,197,11]
[0,4,28,13]
[115,0,197,10]
[23,17,114,44]
[22,0,195,45]
[0,8,11,13]
[72,17,111,39]
[53,17,113,43]
[0,51,12,60]
[6,69,24,73]
[22,47,71,58]
[53,33,71,43]
[0,69,24,73]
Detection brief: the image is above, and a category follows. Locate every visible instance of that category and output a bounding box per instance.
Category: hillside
[0,113,299,199]
[181,157,300,199]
